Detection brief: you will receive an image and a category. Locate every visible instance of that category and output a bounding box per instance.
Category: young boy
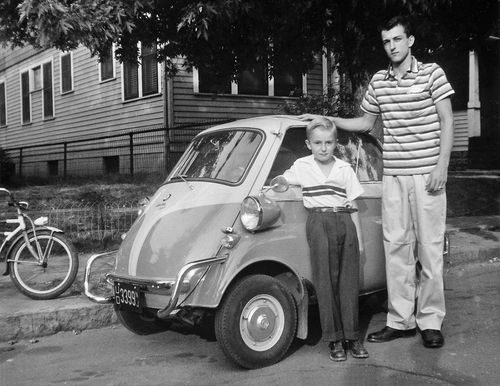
[281,117,368,361]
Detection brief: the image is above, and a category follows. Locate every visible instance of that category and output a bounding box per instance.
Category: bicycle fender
[2,229,25,276]
[44,226,64,233]
[2,227,62,276]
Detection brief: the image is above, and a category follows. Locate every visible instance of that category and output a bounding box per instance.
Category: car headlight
[137,196,150,216]
[240,195,281,232]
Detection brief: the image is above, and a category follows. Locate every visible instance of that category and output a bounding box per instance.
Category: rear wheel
[115,306,171,335]
[9,231,78,300]
[215,274,297,369]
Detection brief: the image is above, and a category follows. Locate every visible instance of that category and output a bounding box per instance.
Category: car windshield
[170,129,263,184]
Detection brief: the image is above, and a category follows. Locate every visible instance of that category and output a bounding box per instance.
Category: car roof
[200,115,306,135]
[197,115,382,150]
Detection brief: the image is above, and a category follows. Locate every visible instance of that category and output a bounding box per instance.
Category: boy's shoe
[347,340,369,359]
[329,340,347,362]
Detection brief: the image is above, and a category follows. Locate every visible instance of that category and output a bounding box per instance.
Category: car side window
[335,131,383,182]
[266,127,310,184]
[266,126,382,184]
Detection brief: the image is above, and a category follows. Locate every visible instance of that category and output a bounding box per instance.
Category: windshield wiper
[170,174,194,190]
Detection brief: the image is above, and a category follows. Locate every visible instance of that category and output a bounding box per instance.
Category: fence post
[129,132,134,176]
[63,142,67,178]
[18,148,23,178]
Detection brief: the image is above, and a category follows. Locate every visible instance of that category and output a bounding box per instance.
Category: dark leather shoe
[348,340,369,359]
[367,326,416,342]
[421,329,444,348]
[329,340,347,362]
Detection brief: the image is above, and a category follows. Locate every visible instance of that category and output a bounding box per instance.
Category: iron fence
[0,200,139,249]
[0,119,233,183]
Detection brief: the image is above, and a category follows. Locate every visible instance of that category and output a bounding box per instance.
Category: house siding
[0,45,164,150]
[452,110,468,152]
[171,57,325,124]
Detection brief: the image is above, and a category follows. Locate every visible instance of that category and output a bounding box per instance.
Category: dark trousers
[306,211,360,342]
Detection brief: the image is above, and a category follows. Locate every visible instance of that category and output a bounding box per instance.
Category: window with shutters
[20,60,54,123]
[123,43,160,101]
[100,44,115,81]
[60,52,73,93]
[0,81,6,127]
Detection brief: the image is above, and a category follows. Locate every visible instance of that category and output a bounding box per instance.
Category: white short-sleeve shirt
[283,155,364,209]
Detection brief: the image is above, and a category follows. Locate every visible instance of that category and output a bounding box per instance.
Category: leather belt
[307,206,358,213]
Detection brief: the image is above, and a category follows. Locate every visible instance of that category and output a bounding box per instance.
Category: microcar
[85,115,387,368]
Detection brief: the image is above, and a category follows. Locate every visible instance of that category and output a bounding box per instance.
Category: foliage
[0,0,498,92]
[0,147,15,185]
[281,85,356,118]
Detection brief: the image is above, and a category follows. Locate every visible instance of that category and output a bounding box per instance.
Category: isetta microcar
[85,115,386,368]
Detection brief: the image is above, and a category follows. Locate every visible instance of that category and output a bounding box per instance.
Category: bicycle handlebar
[0,187,25,210]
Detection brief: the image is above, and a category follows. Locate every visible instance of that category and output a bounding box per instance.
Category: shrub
[0,147,15,185]
[280,85,356,118]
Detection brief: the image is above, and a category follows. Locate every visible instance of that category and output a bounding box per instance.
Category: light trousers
[382,175,446,331]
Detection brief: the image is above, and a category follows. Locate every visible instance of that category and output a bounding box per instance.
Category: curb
[1,302,117,343]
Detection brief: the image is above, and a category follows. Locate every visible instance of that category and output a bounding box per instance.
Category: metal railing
[1,119,233,183]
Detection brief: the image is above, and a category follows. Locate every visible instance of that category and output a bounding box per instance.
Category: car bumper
[84,251,227,319]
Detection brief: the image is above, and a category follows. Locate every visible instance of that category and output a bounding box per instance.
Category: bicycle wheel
[9,230,78,300]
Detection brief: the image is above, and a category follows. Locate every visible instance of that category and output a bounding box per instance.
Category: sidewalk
[1,215,499,343]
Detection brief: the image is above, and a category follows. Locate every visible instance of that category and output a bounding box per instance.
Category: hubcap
[240,294,285,351]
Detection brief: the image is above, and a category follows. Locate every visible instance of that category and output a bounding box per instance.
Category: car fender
[184,254,310,339]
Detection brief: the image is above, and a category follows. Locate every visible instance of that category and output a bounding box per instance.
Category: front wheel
[215,274,297,369]
[9,230,78,300]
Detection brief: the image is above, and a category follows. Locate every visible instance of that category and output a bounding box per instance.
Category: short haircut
[380,15,412,37]
[306,117,337,139]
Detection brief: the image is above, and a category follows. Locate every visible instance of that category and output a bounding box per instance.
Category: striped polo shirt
[361,56,454,176]
[283,155,363,209]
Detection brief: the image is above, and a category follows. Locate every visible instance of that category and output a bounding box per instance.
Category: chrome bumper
[84,251,117,304]
[84,251,227,319]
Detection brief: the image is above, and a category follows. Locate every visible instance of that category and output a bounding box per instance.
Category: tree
[0,0,497,93]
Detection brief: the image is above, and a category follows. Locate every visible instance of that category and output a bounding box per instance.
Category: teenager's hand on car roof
[297,114,322,121]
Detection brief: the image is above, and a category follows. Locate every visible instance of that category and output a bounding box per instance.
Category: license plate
[114,282,143,312]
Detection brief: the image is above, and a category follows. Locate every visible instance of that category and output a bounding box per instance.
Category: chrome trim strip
[84,251,117,303]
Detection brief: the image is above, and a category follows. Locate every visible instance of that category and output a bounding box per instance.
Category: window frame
[121,43,161,101]
[19,59,55,124]
[60,51,73,94]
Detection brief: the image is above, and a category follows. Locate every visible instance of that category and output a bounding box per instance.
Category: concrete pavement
[1,215,498,343]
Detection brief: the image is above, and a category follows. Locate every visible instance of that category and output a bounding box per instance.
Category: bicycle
[0,187,78,300]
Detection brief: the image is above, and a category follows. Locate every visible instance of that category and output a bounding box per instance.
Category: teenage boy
[281,117,368,361]
[299,15,454,348]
